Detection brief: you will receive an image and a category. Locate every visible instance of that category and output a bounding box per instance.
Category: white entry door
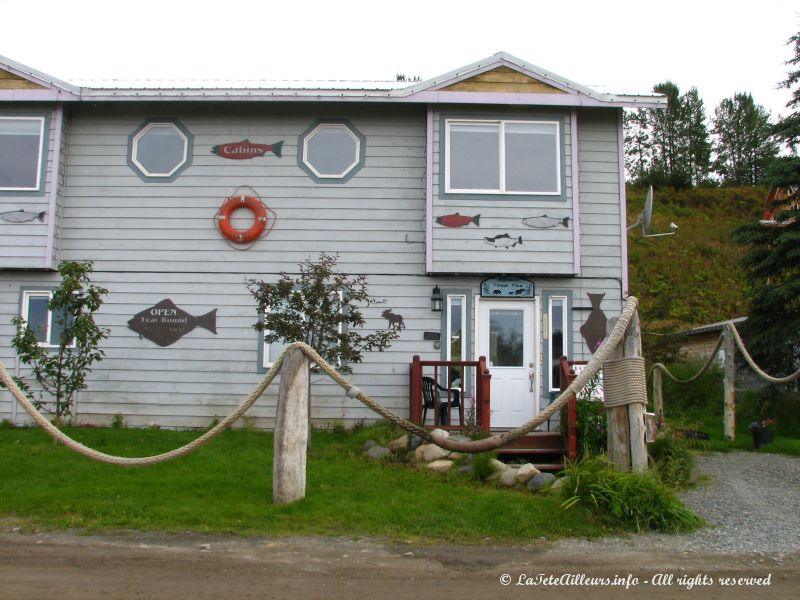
[477,298,538,428]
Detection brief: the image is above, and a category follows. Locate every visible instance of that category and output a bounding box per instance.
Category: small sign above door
[480,276,534,298]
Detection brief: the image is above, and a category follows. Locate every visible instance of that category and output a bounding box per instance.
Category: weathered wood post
[652,367,664,429]
[604,311,648,472]
[273,347,310,505]
[723,326,736,442]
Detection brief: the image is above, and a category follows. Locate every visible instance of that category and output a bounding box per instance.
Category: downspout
[44,102,63,271]
[616,109,629,297]
[425,104,434,274]
[571,108,581,274]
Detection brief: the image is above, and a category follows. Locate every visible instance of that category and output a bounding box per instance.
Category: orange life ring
[217,195,268,243]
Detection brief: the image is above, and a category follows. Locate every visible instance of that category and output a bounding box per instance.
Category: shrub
[574,399,607,458]
[560,456,701,532]
[649,435,695,488]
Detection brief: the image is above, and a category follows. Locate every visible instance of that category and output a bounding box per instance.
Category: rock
[489,458,508,472]
[388,435,409,451]
[499,467,519,487]
[363,439,378,450]
[516,463,541,484]
[550,476,569,494]
[448,452,464,461]
[454,464,474,476]
[409,435,424,450]
[430,428,450,440]
[412,444,429,464]
[527,472,556,492]
[423,444,451,463]
[366,446,391,460]
[427,459,454,473]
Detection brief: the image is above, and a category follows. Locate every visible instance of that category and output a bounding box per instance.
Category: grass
[0,423,613,543]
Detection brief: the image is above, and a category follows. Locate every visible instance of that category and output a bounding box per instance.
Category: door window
[488,309,524,367]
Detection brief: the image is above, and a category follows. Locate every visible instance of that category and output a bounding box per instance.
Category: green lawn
[0,424,612,543]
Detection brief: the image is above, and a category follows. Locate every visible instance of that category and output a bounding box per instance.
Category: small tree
[246,253,398,373]
[5,261,109,420]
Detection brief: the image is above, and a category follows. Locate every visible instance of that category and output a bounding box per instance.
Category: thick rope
[1,297,641,459]
[602,357,648,408]
[727,322,800,384]
[651,321,800,386]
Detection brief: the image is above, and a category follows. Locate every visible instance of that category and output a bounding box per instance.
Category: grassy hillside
[626,186,765,333]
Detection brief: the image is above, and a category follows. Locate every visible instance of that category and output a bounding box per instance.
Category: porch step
[497,432,566,472]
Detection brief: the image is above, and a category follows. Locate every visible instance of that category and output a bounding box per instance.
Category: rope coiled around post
[0,297,641,460]
[602,357,648,408]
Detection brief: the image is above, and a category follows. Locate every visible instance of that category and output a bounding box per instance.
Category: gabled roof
[0,51,664,108]
[0,54,79,99]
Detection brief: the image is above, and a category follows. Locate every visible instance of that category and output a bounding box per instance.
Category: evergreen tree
[731,34,800,376]
[623,108,653,183]
[682,87,712,186]
[712,93,777,186]
[650,81,691,188]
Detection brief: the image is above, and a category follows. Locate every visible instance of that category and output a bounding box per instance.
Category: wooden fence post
[652,367,664,429]
[723,327,736,442]
[273,347,310,505]
[605,317,631,471]
[624,312,648,473]
[604,311,648,473]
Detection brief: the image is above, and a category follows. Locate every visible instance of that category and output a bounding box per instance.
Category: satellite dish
[628,186,678,238]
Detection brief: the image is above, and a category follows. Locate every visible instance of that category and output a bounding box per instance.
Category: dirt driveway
[1,526,796,600]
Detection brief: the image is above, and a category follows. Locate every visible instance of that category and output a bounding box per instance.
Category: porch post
[273,347,310,505]
[478,356,491,432]
[410,355,422,424]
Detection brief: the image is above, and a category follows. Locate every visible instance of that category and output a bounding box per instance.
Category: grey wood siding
[0,104,58,269]
[430,107,575,275]
[58,105,427,276]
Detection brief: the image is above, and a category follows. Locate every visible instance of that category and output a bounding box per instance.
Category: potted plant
[749,419,776,449]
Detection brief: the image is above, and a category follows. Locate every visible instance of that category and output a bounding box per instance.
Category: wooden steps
[496,431,566,472]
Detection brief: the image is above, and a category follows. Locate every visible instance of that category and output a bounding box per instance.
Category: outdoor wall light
[431,286,443,312]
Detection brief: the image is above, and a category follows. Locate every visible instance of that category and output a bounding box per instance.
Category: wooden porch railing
[409,356,491,431]
[559,356,581,462]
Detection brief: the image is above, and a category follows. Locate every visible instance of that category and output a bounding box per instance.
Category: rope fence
[0,297,641,464]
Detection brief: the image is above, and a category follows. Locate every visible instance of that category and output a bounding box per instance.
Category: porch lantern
[431,286,443,312]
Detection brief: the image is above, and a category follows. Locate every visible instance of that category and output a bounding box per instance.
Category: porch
[408,355,580,470]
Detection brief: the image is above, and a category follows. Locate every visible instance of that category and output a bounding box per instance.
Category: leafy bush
[574,400,607,458]
[648,435,695,488]
[470,451,499,481]
[660,361,724,417]
[560,456,701,532]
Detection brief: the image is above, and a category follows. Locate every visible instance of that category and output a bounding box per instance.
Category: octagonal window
[298,120,365,183]
[128,119,193,182]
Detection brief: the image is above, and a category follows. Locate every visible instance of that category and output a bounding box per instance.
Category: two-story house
[0,52,662,431]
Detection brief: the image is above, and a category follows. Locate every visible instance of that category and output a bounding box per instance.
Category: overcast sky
[1,0,797,119]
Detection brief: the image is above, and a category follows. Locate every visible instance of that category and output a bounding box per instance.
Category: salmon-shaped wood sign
[211,139,284,159]
[128,299,217,347]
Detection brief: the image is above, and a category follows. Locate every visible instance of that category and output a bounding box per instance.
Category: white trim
[0,115,46,191]
[445,294,467,362]
[130,122,189,178]
[547,296,568,392]
[301,122,361,179]
[444,118,561,195]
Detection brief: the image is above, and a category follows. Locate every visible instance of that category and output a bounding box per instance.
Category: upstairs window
[128,119,193,182]
[445,119,560,195]
[0,116,45,191]
[298,120,365,183]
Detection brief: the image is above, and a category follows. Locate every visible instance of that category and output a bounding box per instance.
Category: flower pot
[752,430,774,449]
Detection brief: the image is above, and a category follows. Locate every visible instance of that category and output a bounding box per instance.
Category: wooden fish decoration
[128,299,217,347]
[436,212,480,227]
[484,233,523,248]
[211,139,284,159]
[0,209,46,223]
[522,215,571,229]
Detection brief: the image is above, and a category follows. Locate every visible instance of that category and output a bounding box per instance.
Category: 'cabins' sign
[128,299,217,347]
[211,139,284,160]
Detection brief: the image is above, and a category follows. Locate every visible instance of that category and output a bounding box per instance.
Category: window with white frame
[0,116,45,191]
[128,119,192,180]
[548,296,568,392]
[298,120,365,182]
[20,290,73,348]
[261,290,345,369]
[445,119,560,195]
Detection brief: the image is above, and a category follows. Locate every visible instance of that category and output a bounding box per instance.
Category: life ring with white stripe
[217,195,268,243]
